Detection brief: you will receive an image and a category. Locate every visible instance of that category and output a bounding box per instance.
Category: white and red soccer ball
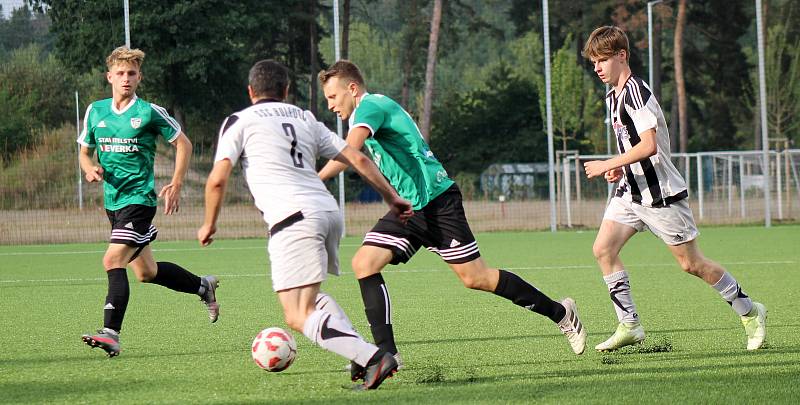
[251,327,297,372]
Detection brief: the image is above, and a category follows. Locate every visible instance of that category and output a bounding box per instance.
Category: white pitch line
[0,244,363,257]
[0,260,795,285]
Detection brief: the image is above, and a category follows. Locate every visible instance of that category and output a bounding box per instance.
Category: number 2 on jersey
[281,123,304,168]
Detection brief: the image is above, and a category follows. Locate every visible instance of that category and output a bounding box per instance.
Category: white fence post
[776,151,783,220]
[697,154,704,220]
[564,156,572,228]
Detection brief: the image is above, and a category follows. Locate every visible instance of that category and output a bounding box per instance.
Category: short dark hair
[249,59,290,99]
[317,60,365,87]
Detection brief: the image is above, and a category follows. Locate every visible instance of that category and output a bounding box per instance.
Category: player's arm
[78,146,103,182]
[198,158,233,246]
[159,132,192,215]
[334,145,413,222]
[318,126,371,181]
[584,128,657,179]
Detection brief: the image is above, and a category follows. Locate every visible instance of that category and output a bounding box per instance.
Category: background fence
[1,127,798,245]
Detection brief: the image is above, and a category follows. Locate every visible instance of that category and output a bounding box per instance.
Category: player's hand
[583,160,609,179]
[388,197,414,224]
[85,166,103,182]
[197,223,216,246]
[604,168,624,183]
[159,182,182,215]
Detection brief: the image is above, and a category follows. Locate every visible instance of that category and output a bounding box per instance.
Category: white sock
[604,270,639,324]
[302,309,378,367]
[712,271,753,316]
[315,292,353,329]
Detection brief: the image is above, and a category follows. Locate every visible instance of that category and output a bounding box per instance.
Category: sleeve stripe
[352,123,375,137]
[219,114,239,138]
[626,82,645,109]
[151,103,182,133]
[77,104,95,147]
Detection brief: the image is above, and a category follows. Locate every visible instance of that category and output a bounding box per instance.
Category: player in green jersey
[318,61,587,380]
[77,46,220,357]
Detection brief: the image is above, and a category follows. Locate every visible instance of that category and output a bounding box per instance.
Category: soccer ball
[251,327,297,372]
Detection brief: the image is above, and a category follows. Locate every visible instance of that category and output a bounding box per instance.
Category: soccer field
[1,226,799,403]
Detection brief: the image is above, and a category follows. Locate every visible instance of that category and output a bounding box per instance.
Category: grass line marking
[1,260,795,284]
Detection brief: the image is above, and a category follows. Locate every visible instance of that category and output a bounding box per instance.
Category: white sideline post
[542,0,556,232]
[756,0,771,227]
[564,156,571,228]
[739,155,746,218]
[124,0,130,47]
[332,0,346,235]
[727,156,733,215]
[697,154,704,220]
[75,91,83,210]
[776,152,783,219]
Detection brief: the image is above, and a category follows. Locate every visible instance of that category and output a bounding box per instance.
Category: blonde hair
[106,46,145,71]
[582,26,629,61]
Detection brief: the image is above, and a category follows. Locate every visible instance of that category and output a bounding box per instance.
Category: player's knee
[351,255,379,277]
[282,312,305,332]
[102,254,124,271]
[458,272,488,291]
[678,258,702,276]
[592,242,613,262]
[135,271,155,283]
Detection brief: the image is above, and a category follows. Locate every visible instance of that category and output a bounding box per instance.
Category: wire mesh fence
[557,149,800,228]
[1,126,797,245]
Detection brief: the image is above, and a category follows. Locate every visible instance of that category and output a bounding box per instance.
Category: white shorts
[603,197,699,245]
[267,210,343,291]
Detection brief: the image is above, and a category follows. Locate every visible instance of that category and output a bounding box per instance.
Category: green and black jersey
[77,95,181,210]
[349,93,453,210]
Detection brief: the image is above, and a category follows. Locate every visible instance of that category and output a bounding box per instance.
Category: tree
[674,0,688,152]
[752,23,800,143]
[420,0,442,142]
[342,0,350,59]
[0,4,50,54]
[0,45,73,162]
[536,35,584,152]
[431,64,545,177]
[34,0,325,146]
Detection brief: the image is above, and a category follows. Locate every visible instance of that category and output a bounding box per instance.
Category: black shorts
[363,184,480,265]
[106,204,158,247]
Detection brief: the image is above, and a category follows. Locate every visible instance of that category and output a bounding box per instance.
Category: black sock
[493,269,565,323]
[150,262,202,294]
[358,273,398,355]
[103,268,130,333]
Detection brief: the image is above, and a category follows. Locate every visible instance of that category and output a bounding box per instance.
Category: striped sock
[604,270,639,323]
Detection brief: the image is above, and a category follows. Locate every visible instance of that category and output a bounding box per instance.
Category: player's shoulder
[89,98,113,112]
[361,93,396,108]
[219,112,242,136]
[356,93,395,119]
[140,98,169,115]
[623,75,653,109]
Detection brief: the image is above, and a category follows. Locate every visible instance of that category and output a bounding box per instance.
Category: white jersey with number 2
[214,100,346,229]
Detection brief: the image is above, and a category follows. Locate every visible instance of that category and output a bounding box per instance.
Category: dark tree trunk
[308,0,318,115]
[342,0,350,59]
[674,0,688,153]
[421,0,443,143]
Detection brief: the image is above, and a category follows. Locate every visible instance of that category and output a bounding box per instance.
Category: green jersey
[77,96,181,210]
[350,93,453,210]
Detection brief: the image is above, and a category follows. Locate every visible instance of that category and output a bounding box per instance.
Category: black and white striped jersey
[607,75,688,207]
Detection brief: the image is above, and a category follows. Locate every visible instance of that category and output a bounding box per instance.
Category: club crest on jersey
[613,121,630,141]
[130,118,142,129]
